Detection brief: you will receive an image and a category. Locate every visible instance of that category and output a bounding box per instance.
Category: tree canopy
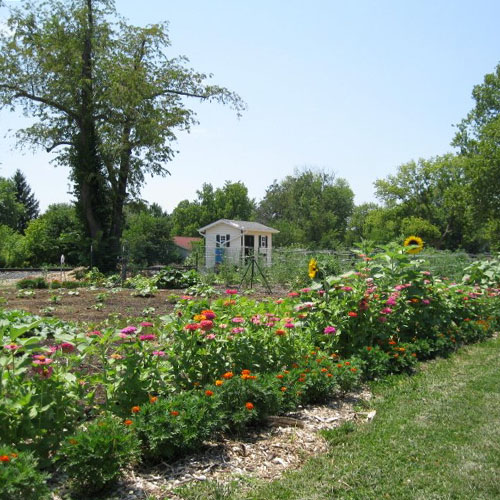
[0,0,244,270]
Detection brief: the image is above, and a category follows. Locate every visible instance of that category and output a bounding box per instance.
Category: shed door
[244,235,254,257]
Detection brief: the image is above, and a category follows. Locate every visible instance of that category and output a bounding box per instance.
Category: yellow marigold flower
[215,380,223,386]
[308,258,319,279]
[404,235,424,254]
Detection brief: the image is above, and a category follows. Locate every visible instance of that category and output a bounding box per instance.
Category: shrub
[0,446,50,500]
[155,267,201,289]
[56,414,140,494]
[16,277,48,289]
[134,392,223,462]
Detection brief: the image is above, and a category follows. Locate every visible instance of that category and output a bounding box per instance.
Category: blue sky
[1,0,499,213]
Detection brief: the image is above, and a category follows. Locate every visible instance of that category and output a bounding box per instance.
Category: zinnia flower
[60,342,75,353]
[205,390,214,397]
[231,327,245,334]
[131,406,141,413]
[139,334,156,341]
[323,326,336,334]
[200,320,214,330]
[231,317,245,323]
[120,326,137,334]
[225,289,238,295]
[245,402,254,410]
[201,310,216,320]
[140,321,154,327]
[222,371,234,379]
[4,344,20,350]
[86,330,101,337]
[124,419,133,426]
[152,350,166,356]
[348,311,358,317]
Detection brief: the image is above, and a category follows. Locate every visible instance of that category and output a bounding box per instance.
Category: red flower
[245,402,254,410]
[348,311,358,317]
[149,396,158,404]
[205,390,214,397]
[131,406,141,413]
[0,455,10,462]
[124,419,133,426]
[170,411,179,417]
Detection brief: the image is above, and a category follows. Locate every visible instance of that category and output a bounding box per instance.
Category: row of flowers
[0,243,498,496]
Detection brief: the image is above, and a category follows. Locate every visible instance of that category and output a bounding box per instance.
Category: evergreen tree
[12,170,40,233]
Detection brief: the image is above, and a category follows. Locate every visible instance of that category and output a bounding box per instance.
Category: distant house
[198,219,279,268]
[172,236,202,260]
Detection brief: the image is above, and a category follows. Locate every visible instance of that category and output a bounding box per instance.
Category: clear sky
[1,0,499,213]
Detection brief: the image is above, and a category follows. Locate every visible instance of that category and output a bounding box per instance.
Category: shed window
[259,235,268,248]
[216,234,231,247]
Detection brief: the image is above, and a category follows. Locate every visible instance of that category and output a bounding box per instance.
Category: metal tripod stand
[239,255,272,293]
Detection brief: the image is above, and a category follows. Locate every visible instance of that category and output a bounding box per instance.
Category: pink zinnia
[341,286,353,292]
[225,289,238,295]
[120,326,137,334]
[287,292,299,297]
[200,320,214,331]
[284,322,295,329]
[139,334,156,341]
[34,366,53,379]
[385,296,397,306]
[251,315,261,325]
[152,350,166,356]
[205,333,216,340]
[60,342,75,353]
[380,307,393,315]
[275,299,284,304]
[324,326,336,335]
[33,357,53,366]
[86,330,101,337]
[422,299,430,305]
[231,327,245,334]
[300,288,311,293]
[140,321,154,327]
[232,317,245,323]
[4,344,20,350]
[184,323,199,331]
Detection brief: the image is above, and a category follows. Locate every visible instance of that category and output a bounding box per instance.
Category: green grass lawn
[177,336,500,500]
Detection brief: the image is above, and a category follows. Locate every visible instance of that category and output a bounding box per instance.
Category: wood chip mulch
[83,386,374,500]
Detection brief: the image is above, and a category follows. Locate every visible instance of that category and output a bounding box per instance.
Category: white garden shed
[198,219,279,268]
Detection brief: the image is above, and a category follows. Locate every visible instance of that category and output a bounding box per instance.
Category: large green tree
[171,181,255,236]
[12,169,40,232]
[452,63,500,224]
[0,0,244,270]
[0,177,25,230]
[257,169,354,248]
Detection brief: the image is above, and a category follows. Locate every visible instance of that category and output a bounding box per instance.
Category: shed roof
[198,219,279,234]
[172,236,202,251]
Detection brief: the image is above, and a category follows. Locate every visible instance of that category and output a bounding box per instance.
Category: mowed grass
[177,336,500,500]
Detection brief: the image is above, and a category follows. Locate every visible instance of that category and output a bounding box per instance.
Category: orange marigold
[245,402,254,411]
[350,368,357,372]
[321,368,328,373]
[281,386,287,392]
[0,455,10,462]
[124,419,133,426]
[222,371,234,379]
[205,390,214,397]
[149,396,158,404]
[170,411,179,417]
[131,406,141,413]
[276,374,284,379]
[241,369,251,376]
[215,380,223,386]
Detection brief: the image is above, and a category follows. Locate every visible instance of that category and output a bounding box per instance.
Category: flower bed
[0,245,498,497]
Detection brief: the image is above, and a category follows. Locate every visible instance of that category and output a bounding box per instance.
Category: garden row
[1,244,499,498]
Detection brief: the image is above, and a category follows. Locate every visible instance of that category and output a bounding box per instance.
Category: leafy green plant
[155,267,201,289]
[0,446,50,500]
[16,277,48,289]
[133,392,223,461]
[56,414,140,494]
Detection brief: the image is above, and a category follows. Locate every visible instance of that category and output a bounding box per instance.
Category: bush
[56,414,140,494]
[16,277,48,289]
[134,392,223,462]
[155,267,201,289]
[0,447,50,500]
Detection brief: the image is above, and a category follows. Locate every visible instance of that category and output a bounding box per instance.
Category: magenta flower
[300,288,311,293]
[120,326,137,334]
[318,290,325,296]
[232,317,245,323]
[378,316,388,323]
[60,342,75,353]
[200,320,214,331]
[152,350,166,356]
[251,315,261,325]
[275,299,284,304]
[324,326,336,335]
[33,356,53,365]
[231,327,245,334]
[287,292,299,297]
[341,286,353,292]
[422,299,430,305]
[140,321,154,327]
[86,330,101,337]
[284,322,295,329]
[4,344,20,351]
[205,333,216,340]
[184,323,199,331]
[34,366,53,379]
[225,289,238,295]
[380,307,393,315]
[139,334,156,341]
[385,296,397,306]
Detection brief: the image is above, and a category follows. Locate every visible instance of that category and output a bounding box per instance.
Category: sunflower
[404,235,424,254]
[308,258,319,279]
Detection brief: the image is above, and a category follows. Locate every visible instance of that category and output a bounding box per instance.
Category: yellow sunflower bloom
[308,258,319,278]
[404,235,424,254]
